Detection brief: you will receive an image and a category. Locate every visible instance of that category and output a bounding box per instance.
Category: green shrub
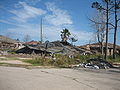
[53,55,70,67]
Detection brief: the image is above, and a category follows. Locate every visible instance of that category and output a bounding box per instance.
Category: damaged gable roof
[35,41,64,53]
[36,41,91,54]
[17,41,93,55]
[37,41,63,48]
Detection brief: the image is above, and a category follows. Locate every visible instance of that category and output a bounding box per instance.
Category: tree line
[91,0,120,60]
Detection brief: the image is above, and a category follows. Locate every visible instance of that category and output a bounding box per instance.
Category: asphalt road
[0,66,120,90]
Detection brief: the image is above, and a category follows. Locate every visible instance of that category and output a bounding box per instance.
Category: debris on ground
[112,62,120,68]
[72,58,113,69]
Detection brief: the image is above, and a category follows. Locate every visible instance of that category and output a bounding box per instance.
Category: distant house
[24,40,41,46]
[0,35,23,50]
[79,42,120,55]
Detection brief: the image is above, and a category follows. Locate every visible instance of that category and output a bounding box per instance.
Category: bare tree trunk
[101,33,105,58]
[101,41,104,58]
[113,0,118,59]
[105,2,109,60]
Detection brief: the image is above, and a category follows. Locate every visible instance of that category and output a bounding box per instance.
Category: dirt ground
[0,56,31,66]
[0,66,120,90]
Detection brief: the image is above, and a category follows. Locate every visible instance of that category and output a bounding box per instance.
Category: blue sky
[0,0,120,45]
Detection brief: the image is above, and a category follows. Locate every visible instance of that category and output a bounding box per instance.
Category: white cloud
[10,1,46,23]
[25,0,41,5]
[1,1,93,45]
[0,20,14,25]
[3,24,62,42]
[0,19,31,28]
[43,27,94,43]
[2,24,40,41]
[44,2,72,26]
[1,21,93,44]
[71,30,93,41]
[43,25,62,41]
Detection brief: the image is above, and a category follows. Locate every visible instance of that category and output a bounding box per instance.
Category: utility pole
[40,18,43,43]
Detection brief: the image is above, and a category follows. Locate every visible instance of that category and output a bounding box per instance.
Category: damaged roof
[17,41,92,55]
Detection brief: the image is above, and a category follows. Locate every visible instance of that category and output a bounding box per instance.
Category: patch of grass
[0,62,8,65]
[0,57,20,60]
[23,54,100,67]
[24,55,74,67]
[24,57,54,66]
[8,57,20,60]
[75,54,120,63]
[74,54,102,63]
[23,54,120,68]
[24,59,40,66]
[0,58,7,60]
[0,62,6,64]
[108,55,120,63]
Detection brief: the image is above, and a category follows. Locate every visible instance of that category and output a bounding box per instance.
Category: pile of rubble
[72,58,113,69]
[16,41,93,55]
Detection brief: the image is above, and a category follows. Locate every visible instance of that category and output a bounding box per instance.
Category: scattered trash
[85,63,100,69]
[112,62,120,68]
[72,58,113,69]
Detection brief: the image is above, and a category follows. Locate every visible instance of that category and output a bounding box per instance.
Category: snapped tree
[92,0,111,60]
[92,0,120,59]
[89,11,106,57]
[61,28,71,42]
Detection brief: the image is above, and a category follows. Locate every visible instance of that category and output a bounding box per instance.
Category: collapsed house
[16,45,50,54]
[79,42,120,55]
[16,41,92,55]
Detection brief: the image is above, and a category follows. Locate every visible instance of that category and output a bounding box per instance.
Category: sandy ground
[0,66,120,90]
[0,56,31,65]
[0,60,31,65]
